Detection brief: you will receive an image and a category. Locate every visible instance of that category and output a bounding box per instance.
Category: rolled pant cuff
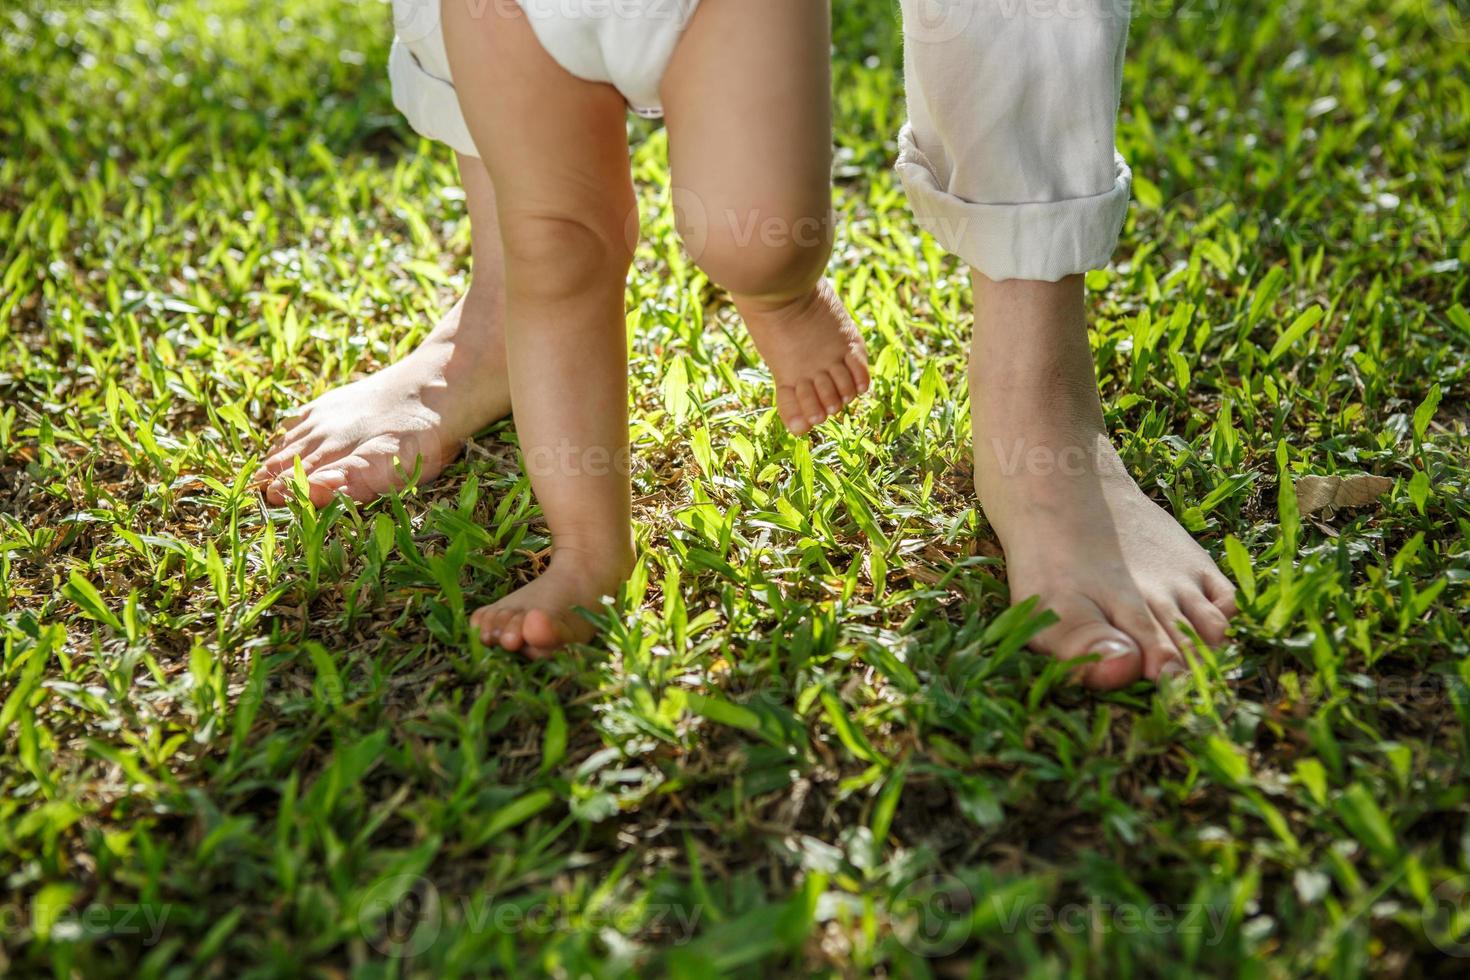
[388,38,480,159]
[895,124,1132,283]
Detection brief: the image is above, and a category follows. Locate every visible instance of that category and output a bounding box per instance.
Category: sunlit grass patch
[1,0,1467,975]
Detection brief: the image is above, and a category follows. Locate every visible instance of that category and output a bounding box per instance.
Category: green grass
[2,0,1468,975]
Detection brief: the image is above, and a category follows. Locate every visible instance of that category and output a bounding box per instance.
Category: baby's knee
[683,200,834,304]
[502,210,633,302]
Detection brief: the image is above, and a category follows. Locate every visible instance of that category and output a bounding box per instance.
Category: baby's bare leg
[442,0,636,655]
[660,0,870,436]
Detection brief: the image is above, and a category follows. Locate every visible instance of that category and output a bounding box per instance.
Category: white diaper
[389,0,702,159]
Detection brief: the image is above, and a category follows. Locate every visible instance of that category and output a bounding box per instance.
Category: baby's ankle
[548,535,636,580]
[732,280,825,321]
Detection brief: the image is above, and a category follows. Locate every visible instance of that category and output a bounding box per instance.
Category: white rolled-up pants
[896,0,1133,281]
[388,0,1133,282]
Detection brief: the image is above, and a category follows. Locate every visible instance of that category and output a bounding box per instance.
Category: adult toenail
[809,415,825,426]
[1159,661,1188,679]
[826,404,841,414]
[1096,641,1138,661]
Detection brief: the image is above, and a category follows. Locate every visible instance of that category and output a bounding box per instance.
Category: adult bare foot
[254,286,509,505]
[255,154,510,505]
[739,278,871,435]
[970,273,1237,690]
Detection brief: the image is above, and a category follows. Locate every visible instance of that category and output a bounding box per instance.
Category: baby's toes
[496,610,529,651]
[794,379,829,431]
[470,606,493,641]
[521,609,571,658]
[484,607,512,641]
[776,385,810,434]
[827,364,859,405]
[811,372,843,417]
[476,607,508,645]
[845,351,872,394]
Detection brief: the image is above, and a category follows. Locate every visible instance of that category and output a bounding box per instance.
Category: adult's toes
[1070,630,1143,690]
[1149,597,1201,651]
[306,472,348,508]
[261,426,327,473]
[827,365,858,403]
[262,414,309,457]
[257,450,319,495]
[1113,604,1184,682]
[255,448,300,487]
[265,461,345,507]
[326,455,388,503]
[1204,572,1239,618]
[1033,598,1143,690]
[845,352,871,394]
[293,440,355,477]
[262,474,298,506]
[811,372,843,416]
[278,404,315,430]
[1180,592,1230,646]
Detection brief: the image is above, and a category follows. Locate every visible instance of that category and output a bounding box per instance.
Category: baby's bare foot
[254,288,509,506]
[738,279,870,435]
[471,547,634,658]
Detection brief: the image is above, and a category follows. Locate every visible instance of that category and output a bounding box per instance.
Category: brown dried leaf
[1295,474,1394,516]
